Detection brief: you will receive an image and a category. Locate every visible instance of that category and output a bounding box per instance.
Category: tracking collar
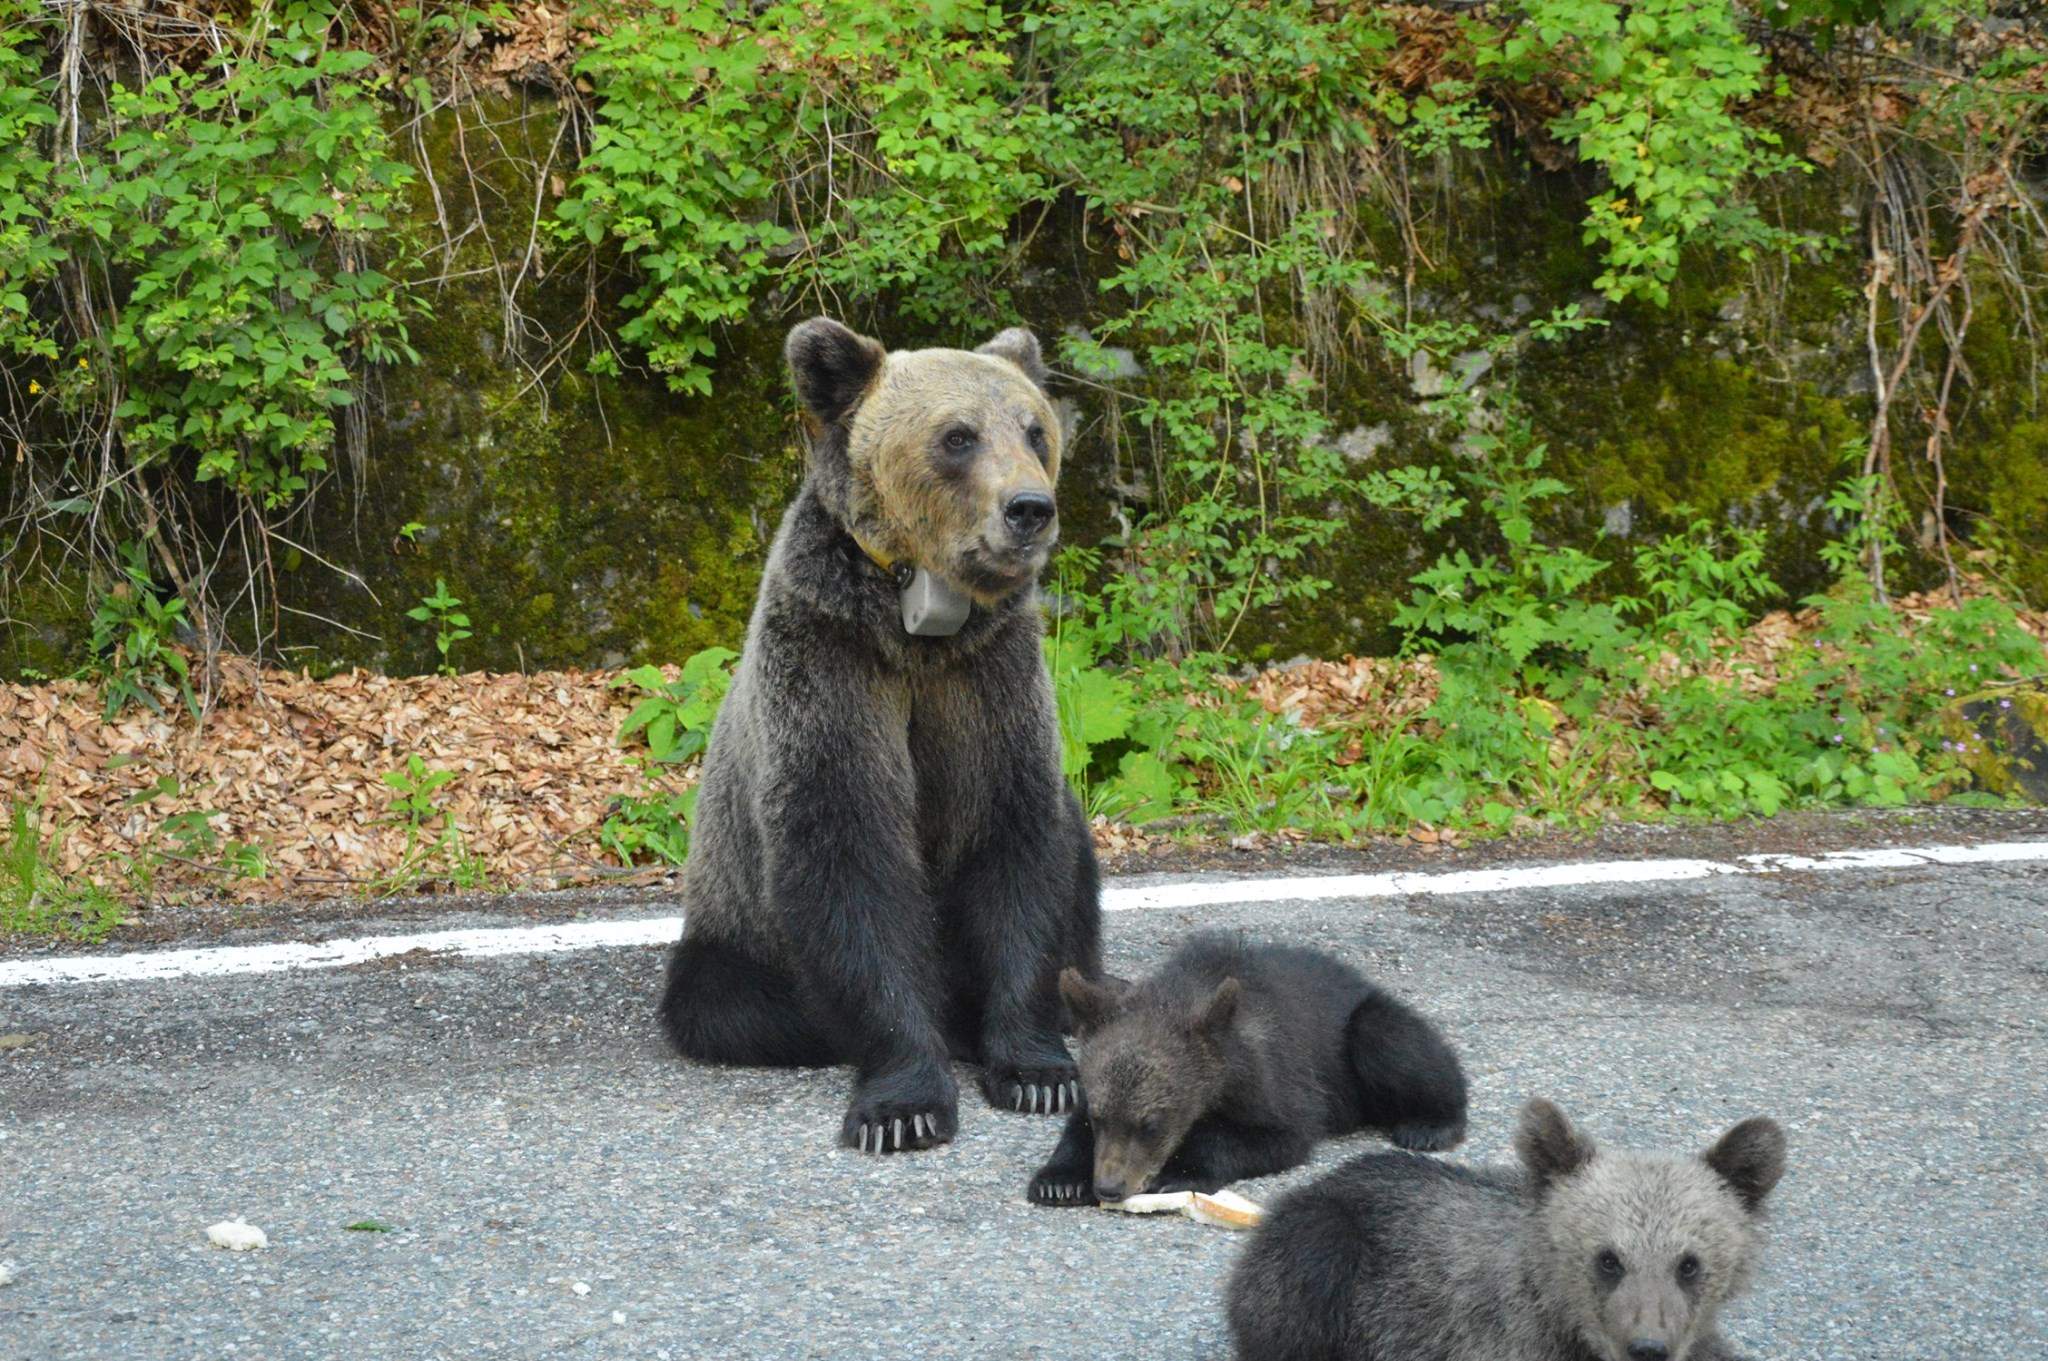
[850,530,972,638]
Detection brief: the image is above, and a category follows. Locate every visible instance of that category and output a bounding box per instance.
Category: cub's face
[1059,970,1240,1203]
[785,318,1063,605]
[1516,1099,1787,1361]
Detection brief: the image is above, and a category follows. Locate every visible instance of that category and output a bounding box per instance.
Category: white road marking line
[2,839,2044,990]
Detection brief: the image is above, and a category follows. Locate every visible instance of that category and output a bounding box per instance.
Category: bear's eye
[1596,1249,1625,1279]
[1677,1253,1701,1281]
[1026,423,1049,459]
[1136,1116,1163,1143]
[941,426,978,454]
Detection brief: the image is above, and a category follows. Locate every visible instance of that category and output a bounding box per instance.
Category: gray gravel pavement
[2,853,2045,1360]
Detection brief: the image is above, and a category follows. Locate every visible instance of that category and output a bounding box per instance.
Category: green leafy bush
[556,0,1038,393]
[1481,0,1809,306]
[612,648,739,766]
[407,579,474,677]
[87,544,197,721]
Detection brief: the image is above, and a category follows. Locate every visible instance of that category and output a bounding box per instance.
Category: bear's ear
[1702,1117,1786,1213]
[1059,968,1124,1035]
[785,317,886,425]
[977,327,1049,389]
[1515,1097,1596,1188]
[1192,977,1242,1037]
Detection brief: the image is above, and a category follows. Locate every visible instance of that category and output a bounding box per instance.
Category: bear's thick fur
[659,318,1102,1155]
[1226,1097,1787,1361]
[1028,933,1468,1205]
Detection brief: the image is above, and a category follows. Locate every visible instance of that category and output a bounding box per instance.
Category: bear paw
[1028,1165,1095,1207]
[1387,1117,1467,1153]
[841,1082,957,1155]
[982,1064,1079,1115]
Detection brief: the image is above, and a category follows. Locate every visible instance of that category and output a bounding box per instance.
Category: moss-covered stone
[1947,684,2048,802]
[276,98,802,674]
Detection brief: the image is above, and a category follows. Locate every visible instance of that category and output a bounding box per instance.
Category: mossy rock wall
[6,98,2044,677]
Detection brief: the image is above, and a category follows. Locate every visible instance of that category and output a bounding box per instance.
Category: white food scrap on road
[205,1219,268,1251]
[1099,1188,1263,1230]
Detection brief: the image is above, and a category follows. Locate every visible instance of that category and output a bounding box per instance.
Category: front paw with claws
[982,1063,1080,1116]
[1028,1164,1096,1207]
[841,1072,957,1155]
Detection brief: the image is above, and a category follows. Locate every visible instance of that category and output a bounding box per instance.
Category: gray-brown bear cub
[659,319,1102,1155]
[1029,933,1467,1205]
[1227,1097,1788,1361]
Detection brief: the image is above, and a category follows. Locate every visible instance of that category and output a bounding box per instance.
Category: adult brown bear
[660,318,1102,1154]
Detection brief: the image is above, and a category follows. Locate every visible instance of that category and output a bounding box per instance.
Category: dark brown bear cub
[1028,932,1467,1205]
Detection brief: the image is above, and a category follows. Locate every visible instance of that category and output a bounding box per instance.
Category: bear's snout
[1003,491,1057,544]
[1625,1343,1670,1361]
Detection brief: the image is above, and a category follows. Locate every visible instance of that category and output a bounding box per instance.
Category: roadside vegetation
[2,0,2044,934]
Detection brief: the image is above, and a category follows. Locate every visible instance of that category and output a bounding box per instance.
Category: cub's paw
[1028,1164,1096,1207]
[1388,1117,1467,1153]
[982,1063,1079,1115]
[842,1074,957,1154]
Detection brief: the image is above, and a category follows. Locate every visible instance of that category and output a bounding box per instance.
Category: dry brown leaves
[0,661,665,903]
[6,591,2044,907]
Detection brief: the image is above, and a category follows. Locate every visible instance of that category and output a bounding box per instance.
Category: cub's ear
[1702,1117,1786,1213]
[1192,977,1242,1037]
[1059,968,1124,1035]
[1515,1097,1596,1189]
[785,317,886,425]
[977,327,1049,389]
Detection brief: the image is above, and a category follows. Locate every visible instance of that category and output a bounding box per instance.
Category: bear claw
[844,1103,953,1154]
[1008,1081,1074,1114]
[1028,1172,1094,1207]
[986,1071,1079,1115]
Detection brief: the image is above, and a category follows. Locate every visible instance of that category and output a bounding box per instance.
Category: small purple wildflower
[1831,734,1842,744]
[1969,663,1978,673]
[2002,699,2013,709]
[1944,688,1955,697]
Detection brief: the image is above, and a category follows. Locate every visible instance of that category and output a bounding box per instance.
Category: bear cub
[1227,1097,1788,1361]
[1028,932,1468,1205]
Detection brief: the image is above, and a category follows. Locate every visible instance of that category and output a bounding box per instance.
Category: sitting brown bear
[659,318,1103,1154]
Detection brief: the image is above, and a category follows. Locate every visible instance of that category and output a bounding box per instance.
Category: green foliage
[373,754,491,893]
[381,755,458,834]
[598,788,698,867]
[1,800,123,941]
[1,0,425,658]
[86,544,197,721]
[0,9,61,366]
[556,0,1037,393]
[1035,0,1393,656]
[596,645,739,866]
[20,4,421,504]
[1481,0,1809,306]
[612,648,739,765]
[406,579,473,676]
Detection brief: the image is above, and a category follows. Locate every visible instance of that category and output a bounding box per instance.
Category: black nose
[1093,1180,1127,1203]
[1004,491,1056,540]
[1627,1343,1670,1361]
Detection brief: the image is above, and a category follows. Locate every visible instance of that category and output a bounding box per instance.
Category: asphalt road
[3,850,2045,1360]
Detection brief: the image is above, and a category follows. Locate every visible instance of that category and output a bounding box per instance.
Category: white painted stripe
[2,839,2043,990]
